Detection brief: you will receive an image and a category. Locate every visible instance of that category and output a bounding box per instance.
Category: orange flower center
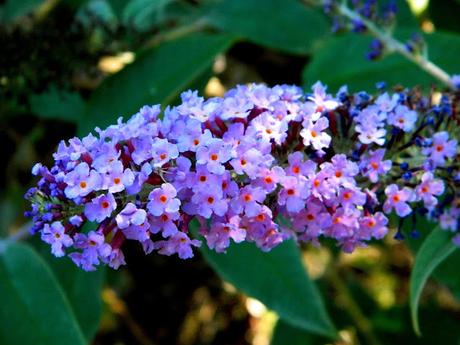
[193,139,200,146]
[210,154,218,161]
[264,176,273,184]
[335,171,342,178]
[370,162,379,170]
[292,166,300,174]
[287,189,295,196]
[79,181,87,188]
[311,130,318,138]
[368,219,376,227]
[113,177,121,184]
[243,194,252,202]
[343,192,352,200]
[313,180,320,187]
[101,201,110,209]
[207,197,215,204]
[160,153,167,160]
[421,186,429,193]
[199,175,207,182]
[306,214,315,221]
[392,195,400,202]
[265,128,272,134]
[161,214,169,221]
[256,214,265,222]
[240,159,247,166]
[435,145,444,152]
[159,195,168,203]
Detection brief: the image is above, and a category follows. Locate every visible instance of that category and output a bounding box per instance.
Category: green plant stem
[328,268,382,345]
[334,1,455,89]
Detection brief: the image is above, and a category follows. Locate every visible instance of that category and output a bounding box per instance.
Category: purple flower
[41,221,73,257]
[116,203,147,229]
[154,232,201,259]
[277,176,310,213]
[360,149,392,183]
[383,184,415,217]
[189,189,228,218]
[84,193,117,223]
[150,211,179,237]
[415,172,445,209]
[196,139,233,175]
[231,186,267,217]
[388,105,417,132]
[422,131,457,166]
[328,207,360,239]
[440,209,458,232]
[103,161,135,193]
[122,221,151,242]
[308,81,340,112]
[254,166,285,192]
[356,123,386,146]
[338,187,366,209]
[286,151,317,177]
[358,212,388,240]
[70,231,112,271]
[300,117,331,151]
[230,147,271,178]
[151,138,179,168]
[147,183,181,216]
[203,217,246,253]
[64,162,102,199]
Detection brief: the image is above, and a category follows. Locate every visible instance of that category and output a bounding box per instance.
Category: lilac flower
[150,211,179,237]
[230,147,270,178]
[122,221,151,242]
[189,189,228,218]
[383,184,415,217]
[103,161,135,193]
[415,172,445,209]
[231,186,267,217]
[422,131,457,166]
[440,209,458,232]
[41,221,73,257]
[147,183,181,216]
[328,207,360,239]
[375,92,398,113]
[116,203,147,229]
[204,217,246,253]
[151,138,179,168]
[154,232,201,259]
[356,123,387,145]
[300,117,331,151]
[388,105,417,132]
[254,166,285,192]
[358,212,389,240]
[196,139,233,175]
[308,81,340,112]
[70,231,112,271]
[64,162,102,199]
[338,187,366,209]
[277,176,310,213]
[360,149,392,183]
[85,193,117,223]
[286,151,317,177]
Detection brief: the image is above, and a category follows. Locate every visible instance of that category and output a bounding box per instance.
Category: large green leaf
[0,241,86,345]
[30,237,105,341]
[78,32,234,134]
[409,227,456,336]
[0,0,44,22]
[198,233,336,338]
[271,320,325,345]
[302,31,460,91]
[205,0,329,55]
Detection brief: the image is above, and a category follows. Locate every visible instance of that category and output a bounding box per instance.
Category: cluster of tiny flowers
[25,82,460,270]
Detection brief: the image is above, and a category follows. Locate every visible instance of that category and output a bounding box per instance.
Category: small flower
[231,186,267,217]
[415,172,444,209]
[116,203,147,229]
[41,221,73,257]
[196,139,233,175]
[360,149,392,183]
[64,162,102,199]
[388,105,417,132]
[147,183,181,216]
[277,176,310,213]
[383,184,415,217]
[300,117,331,151]
[154,232,201,259]
[85,193,117,223]
[422,131,457,166]
[151,138,179,168]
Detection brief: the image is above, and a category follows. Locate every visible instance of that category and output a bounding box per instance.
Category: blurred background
[1,0,460,344]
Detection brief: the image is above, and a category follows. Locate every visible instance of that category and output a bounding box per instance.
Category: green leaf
[122,0,174,31]
[205,0,329,55]
[30,237,104,341]
[0,241,86,345]
[0,0,44,22]
[197,232,336,338]
[409,227,456,336]
[271,320,325,345]
[78,32,235,134]
[30,87,86,123]
[302,31,460,91]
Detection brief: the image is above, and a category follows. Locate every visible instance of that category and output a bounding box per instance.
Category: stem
[322,1,455,89]
[328,268,383,345]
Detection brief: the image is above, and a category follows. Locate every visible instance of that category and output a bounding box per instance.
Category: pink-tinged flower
[338,187,366,209]
[85,193,117,223]
[422,131,457,166]
[147,183,181,216]
[246,112,288,145]
[231,186,267,217]
[116,203,147,229]
[219,171,239,198]
[292,198,331,238]
[355,124,386,146]
[358,212,389,240]
[360,149,392,183]
[308,81,340,112]
[150,211,179,237]
[122,221,151,242]
[383,184,415,217]
[321,154,359,188]
[415,172,445,209]
[190,189,228,218]
[191,164,219,192]
[203,217,246,253]
[196,139,233,175]
[154,232,201,259]
[286,151,317,177]
[230,147,270,178]
[375,92,398,113]
[69,231,112,271]
[277,176,310,213]
[388,105,418,132]
[103,161,135,193]
[254,166,285,192]
[151,138,179,168]
[64,162,102,199]
[309,170,334,201]
[327,207,360,239]
[41,221,73,257]
[300,117,331,151]
[440,209,458,232]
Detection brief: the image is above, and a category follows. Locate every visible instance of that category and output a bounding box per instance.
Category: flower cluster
[25,82,459,270]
